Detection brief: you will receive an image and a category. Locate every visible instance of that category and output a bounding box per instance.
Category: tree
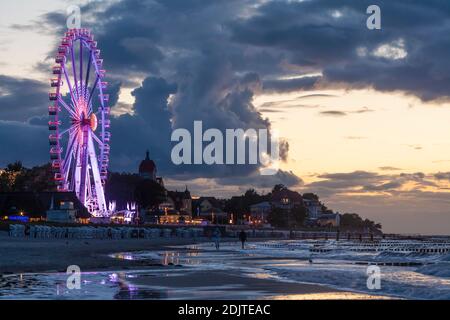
[0,162,53,192]
[340,213,382,232]
[267,206,307,229]
[272,184,286,193]
[267,207,287,228]
[224,189,268,223]
[6,161,24,172]
[289,206,307,228]
[302,193,319,201]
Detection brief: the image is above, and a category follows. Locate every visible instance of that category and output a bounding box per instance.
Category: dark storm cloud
[216,169,303,189]
[0,121,48,166]
[229,0,450,101]
[109,76,175,171]
[107,81,122,108]
[9,0,450,188]
[0,75,48,121]
[131,77,176,124]
[16,0,450,102]
[263,76,321,93]
[28,115,48,126]
[304,170,438,197]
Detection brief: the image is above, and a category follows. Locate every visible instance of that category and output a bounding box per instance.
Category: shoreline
[0,231,277,274]
[0,231,217,274]
[0,232,389,299]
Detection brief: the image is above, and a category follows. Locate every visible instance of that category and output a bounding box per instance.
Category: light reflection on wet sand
[2,241,425,300]
[268,293,393,300]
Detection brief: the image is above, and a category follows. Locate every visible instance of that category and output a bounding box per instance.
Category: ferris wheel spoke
[70,44,79,98]
[59,125,77,138]
[91,130,104,147]
[79,40,83,97]
[84,50,92,100]
[58,96,78,119]
[62,65,78,106]
[87,99,93,116]
[62,132,78,179]
[63,148,73,183]
[87,131,107,213]
[87,75,99,109]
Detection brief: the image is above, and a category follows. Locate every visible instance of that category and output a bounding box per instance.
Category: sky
[1,0,450,234]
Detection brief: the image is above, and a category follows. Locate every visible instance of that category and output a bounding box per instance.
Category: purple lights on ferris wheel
[48,28,111,217]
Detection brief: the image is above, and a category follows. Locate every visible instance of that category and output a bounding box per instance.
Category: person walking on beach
[212,227,221,250]
[239,230,247,249]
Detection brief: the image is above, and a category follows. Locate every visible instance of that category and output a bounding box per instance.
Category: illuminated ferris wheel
[48,28,110,217]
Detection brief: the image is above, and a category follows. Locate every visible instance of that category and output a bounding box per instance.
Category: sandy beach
[0,231,207,274]
[0,231,389,299]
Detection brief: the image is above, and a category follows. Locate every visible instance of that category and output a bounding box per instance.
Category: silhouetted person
[212,227,221,250]
[239,230,247,249]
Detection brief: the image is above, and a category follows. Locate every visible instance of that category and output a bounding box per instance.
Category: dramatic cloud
[0,75,48,121]
[230,0,450,101]
[0,121,48,166]
[5,0,450,199]
[263,76,321,93]
[304,170,440,198]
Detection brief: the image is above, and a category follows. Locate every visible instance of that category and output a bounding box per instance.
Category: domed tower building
[139,151,157,181]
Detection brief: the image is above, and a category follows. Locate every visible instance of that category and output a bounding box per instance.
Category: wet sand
[118,269,387,299]
[129,270,332,296]
[0,231,205,273]
[0,232,387,299]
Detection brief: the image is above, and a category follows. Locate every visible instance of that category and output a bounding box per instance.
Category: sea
[1,239,450,299]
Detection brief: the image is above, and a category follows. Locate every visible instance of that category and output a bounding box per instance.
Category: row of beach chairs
[8,224,204,240]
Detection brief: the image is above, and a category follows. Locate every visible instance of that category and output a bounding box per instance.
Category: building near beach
[0,192,90,222]
[139,150,163,185]
[193,197,227,223]
[137,151,193,224]
[316,213,341,227]
[271,188,304,210]
[249,201,271,223]
[167,188,192,215]
[303,198,323,219]
[46,196,78,223]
